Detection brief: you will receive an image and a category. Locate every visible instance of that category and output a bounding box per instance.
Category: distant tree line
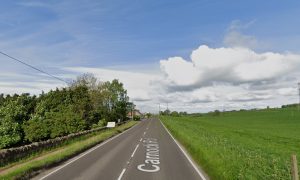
[0,74,131,149]
[281,104,299,108]
[159,109,187,117]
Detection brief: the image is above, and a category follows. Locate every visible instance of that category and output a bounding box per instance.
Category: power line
[0,51,68,84]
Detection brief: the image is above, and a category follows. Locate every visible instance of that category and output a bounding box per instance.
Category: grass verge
[161,108,300,179]
[0,121,137,180]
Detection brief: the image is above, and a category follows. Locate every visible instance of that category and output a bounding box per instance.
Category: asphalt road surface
[34,118,207,180]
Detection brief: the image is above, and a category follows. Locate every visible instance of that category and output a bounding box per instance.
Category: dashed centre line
[117,168,126,180]
[117,120,152,180]
[131,144,139,158]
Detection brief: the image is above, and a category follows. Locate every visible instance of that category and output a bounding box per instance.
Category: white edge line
[117,168,126,180]
[39,123,140,180]
[159,119,208,180]
[131,144,139,157]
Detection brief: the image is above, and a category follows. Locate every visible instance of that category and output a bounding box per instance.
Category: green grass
[161,107,300,180]
[0,121,137,180]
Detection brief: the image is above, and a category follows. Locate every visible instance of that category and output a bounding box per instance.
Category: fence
[291,154,299,180]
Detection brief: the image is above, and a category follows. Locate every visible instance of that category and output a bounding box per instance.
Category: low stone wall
[0,121,127,166]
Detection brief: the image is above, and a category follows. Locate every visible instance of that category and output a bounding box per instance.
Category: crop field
[161,107,300,179]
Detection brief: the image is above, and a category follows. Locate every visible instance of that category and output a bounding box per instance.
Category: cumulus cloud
[2,18,300,113]
[160,45,300,92]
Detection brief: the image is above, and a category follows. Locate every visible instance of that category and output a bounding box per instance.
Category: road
[34,118,207,180]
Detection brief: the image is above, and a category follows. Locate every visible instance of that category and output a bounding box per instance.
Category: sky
[1,0,300,113]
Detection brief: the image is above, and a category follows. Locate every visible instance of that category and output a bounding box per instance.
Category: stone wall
[0,121,127,166]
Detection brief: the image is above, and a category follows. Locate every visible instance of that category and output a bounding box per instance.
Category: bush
[23,116,50,142]
[46,106,86,139]
[0,97,27,148]
[133,116,141,121]
[0,116,21,148]
[91,119,106,129]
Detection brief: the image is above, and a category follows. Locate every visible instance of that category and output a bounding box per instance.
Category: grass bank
[161,107,300,179]
[0,121,137,180]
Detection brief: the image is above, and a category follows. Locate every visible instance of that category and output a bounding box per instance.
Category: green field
[161,107,300,179]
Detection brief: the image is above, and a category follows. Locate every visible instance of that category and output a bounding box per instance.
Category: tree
[171,111,179,117]
[0,94,4,106]
[70,73,97,90]
[98,79,129,122]
[23,116,50,142]
[145,113,151,118]
[0,116,21,148]
[0,97,28,148]
[164,109,171,115]
[179,111,187,116]
[0,73,131,147]
[46,105,86,138]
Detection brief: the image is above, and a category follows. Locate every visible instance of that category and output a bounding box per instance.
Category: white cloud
[64,67,160,103]
[160,45,300,91]
[160,57,200,87]
[277,87,298,96]
[1,16,300,113]
[223,20,258,49]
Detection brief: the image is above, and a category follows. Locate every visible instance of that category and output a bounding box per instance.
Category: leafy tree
[98,80,129,122]
[145,113,151,118]
[171,111,179,117]
[0,98,27,148]
[0,116,21,149]
[0,94,4,106]
[1,73,131,147]
[23,116,50,142]
[46,105,86,138]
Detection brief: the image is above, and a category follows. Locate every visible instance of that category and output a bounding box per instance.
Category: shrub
[23,116,50,142]
[91,119,106,129]
[0,116,21,148]
[133,116,141,121]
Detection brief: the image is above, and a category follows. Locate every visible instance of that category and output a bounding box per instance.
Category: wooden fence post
[291,154,299,180]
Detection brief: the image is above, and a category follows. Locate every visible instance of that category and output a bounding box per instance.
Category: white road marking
[140,138,142,142]
[131,144,139,158]
[143,131,146,135]
[117,168,126,180]
[160,120,208,180]
[39,123,140,180]
[137,138,160,173]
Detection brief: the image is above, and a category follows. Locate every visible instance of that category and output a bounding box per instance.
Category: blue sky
[1,0,300,112]
[1,0,300,67]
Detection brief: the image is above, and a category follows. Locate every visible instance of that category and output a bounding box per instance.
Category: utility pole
[158,103,161,116]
